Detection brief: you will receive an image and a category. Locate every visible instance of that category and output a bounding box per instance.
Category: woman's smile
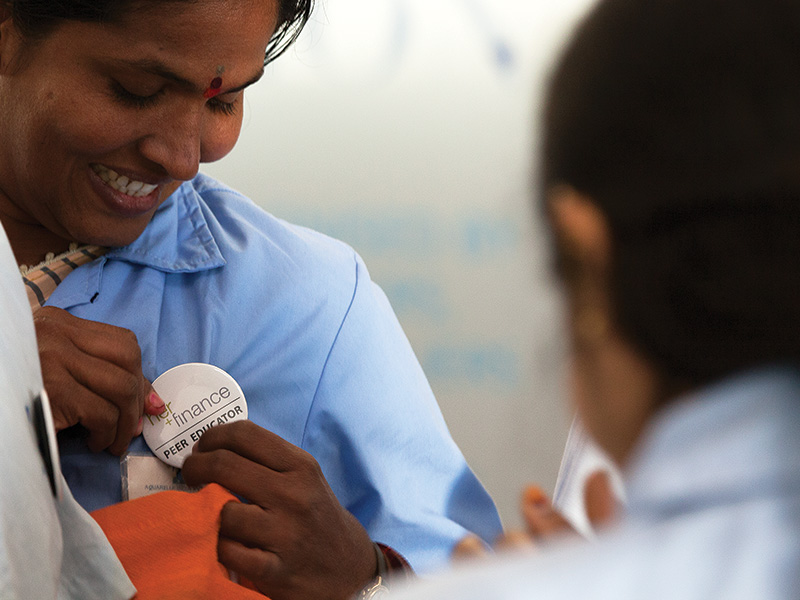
[91,164,158,198]
[88,164,163,218]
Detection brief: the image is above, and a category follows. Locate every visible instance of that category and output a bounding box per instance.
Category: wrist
[355,542,396,599]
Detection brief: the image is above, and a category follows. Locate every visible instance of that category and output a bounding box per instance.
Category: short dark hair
[4,0,313,64]
[542,0,800,387]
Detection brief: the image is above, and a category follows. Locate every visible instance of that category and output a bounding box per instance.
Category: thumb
[143,384,166,416]
[584,470,616,528]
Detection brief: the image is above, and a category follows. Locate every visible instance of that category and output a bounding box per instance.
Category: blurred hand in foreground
[453,470,616,560]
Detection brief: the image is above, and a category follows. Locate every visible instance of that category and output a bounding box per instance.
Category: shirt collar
[624,365,800,521]
[104,179,226,273]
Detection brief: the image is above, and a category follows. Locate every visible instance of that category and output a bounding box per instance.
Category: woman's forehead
[113,0,278,54]
[27,0,277,80]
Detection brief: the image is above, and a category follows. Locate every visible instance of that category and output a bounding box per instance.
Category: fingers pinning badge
[143,363,248,468]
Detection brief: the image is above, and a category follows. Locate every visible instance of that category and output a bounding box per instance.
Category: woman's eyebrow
[115,59,265,94]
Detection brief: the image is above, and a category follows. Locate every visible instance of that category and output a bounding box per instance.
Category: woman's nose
[137,106,203,182]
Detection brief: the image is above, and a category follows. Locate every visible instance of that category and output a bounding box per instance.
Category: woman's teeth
[92,164,157,197]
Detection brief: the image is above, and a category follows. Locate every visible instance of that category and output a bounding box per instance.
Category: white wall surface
[202,0,596,529]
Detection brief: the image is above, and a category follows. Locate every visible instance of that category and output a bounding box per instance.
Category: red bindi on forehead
[203,76,223,98]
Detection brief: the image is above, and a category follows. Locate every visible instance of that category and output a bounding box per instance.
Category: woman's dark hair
[542,0,800,388]
[4,0,313,64]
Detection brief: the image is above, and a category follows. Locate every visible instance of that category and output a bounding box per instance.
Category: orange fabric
[91,484,266,599]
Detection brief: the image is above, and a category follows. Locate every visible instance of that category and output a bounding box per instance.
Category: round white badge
[143,363,248,468]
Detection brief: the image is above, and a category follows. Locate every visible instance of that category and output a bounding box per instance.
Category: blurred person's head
[541,0,800,463]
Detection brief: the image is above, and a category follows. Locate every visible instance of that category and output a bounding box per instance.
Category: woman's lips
[89,163,163,217]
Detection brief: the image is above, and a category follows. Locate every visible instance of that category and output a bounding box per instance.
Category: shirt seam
[300,253,360,447]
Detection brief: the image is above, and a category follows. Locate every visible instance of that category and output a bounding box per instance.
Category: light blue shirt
[392,366,800,598]
[51,173,502,572]
[0,225,135,599]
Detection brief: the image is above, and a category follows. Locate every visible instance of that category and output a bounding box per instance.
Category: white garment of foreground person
[393,369,800,599]
[0,220,134,600]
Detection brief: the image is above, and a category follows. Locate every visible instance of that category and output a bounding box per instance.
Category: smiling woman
[0,1,503,599]
[0,0,279,255]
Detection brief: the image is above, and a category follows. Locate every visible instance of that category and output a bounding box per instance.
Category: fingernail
[148,391,165,412]
[523,485,550,508]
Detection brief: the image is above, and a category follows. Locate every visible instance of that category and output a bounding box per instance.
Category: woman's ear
[0,3,12,33]
[547,186,614,348]
[546,185,612,272]
[0,11,22,74]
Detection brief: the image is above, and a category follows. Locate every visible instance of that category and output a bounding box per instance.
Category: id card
[120,451,198,501]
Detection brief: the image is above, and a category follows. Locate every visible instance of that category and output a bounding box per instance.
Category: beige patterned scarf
[20,244,106,312]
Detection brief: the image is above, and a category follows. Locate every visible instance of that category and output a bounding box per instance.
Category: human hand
[453,470,616,559]
[517,469,615,541]
[521,470,616,540]
[181,420,377,600]
[33,306,165,455]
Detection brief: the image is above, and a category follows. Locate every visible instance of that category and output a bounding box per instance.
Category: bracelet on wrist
[357,542,391,599]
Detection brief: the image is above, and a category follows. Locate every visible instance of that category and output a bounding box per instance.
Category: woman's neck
[2,218,73,269]
[0,182,76,267]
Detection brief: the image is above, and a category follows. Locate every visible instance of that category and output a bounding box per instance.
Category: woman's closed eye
[110,80,163,109]
[109,80,239,116]
[206,95,238,116]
